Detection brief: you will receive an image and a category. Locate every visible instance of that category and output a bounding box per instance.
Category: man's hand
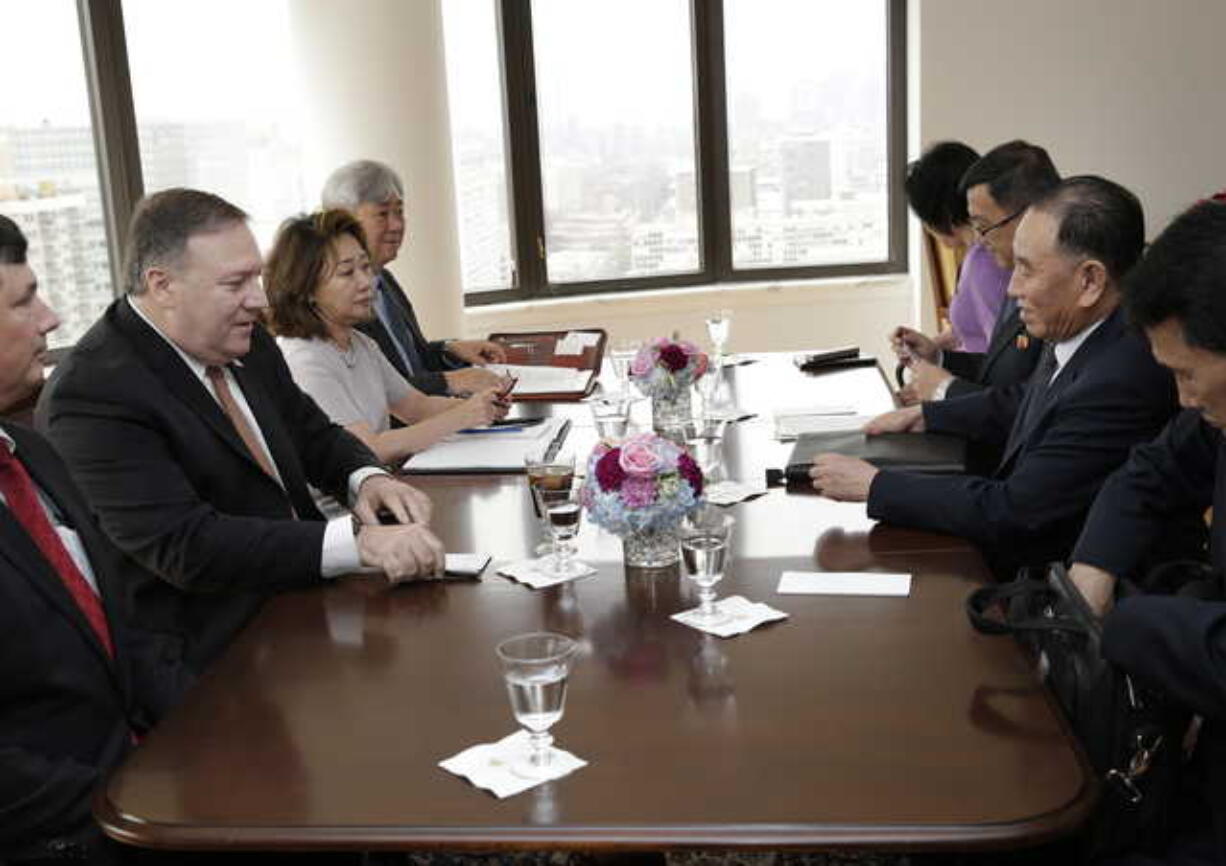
[809,454,878,502]
[446,339,507,366]
[357,524,446,582]
[444,366,504,396]
[863,405,925,435]
[905,358,954,403]
[889,326,940,364]
[354,474,432,526]
[1069,562,1117,618]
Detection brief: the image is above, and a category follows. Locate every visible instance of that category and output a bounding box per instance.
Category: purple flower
[630,346,655,377]
[595,448,626,491]
[621,475,657,507]
[659,344,689,372]
[677,452,703,496]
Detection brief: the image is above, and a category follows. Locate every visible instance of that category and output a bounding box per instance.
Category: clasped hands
[352,474,446,583]
[808,405,925,502]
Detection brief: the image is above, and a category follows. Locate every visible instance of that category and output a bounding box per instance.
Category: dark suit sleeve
[870,375,1168,552]
[1103,596,1226,720]
[942,349,984,380]
[0,747,97,849]
[944,377,985,399]
[923,383,1025,449]
[1073,409,1217,579]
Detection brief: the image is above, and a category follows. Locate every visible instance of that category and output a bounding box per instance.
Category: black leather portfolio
[787,430,968,475]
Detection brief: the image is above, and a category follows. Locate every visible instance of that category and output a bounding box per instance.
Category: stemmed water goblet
[496,632,578,778]
[706,308,732,360]
[681,507,734,625]
[532,485,585,576]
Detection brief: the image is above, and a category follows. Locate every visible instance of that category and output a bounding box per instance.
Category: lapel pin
[1016,334,1030,350]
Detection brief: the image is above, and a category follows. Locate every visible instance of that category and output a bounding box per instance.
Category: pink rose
[619,433,667,476]
[630,346,655,378]
[692,352,709,378]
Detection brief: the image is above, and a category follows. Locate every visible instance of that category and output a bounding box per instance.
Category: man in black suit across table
[321,159,507,397]
[1070,200,1226,866]
[0,216,185,863]
[892,140,1057,405]
[809,176,1184,579]
[37,189,446,676]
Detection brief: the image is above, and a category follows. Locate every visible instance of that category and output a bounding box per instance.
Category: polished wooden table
[95,356,1094,853]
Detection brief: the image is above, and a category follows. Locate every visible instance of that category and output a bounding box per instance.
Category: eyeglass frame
[971,206,1026,239]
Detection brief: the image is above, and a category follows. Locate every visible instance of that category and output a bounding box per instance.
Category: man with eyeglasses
[892,140,1058,407]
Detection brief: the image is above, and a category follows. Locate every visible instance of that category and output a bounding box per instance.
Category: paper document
[403,418,567,473]
[498,363,593,395]
[776,571,912,597]
[774,411,875,440]
[553,331,601,355]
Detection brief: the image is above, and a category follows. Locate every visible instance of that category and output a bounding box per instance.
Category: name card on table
[777,571,911,597]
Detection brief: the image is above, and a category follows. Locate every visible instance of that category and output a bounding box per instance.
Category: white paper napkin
[497,558,597,589]
[704,480,769,506]
[439,730,587,799]
[777,571,912,597]
[671,594,788,637]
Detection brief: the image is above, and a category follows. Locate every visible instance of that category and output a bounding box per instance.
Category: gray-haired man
[322,159,505,396]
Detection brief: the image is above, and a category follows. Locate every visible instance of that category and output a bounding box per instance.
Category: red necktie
[0,448,115,658]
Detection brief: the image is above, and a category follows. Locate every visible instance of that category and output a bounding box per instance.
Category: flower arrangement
[630,338,709,396]
[581,432,703,535]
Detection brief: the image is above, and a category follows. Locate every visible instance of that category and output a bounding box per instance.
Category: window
[0,1,116,348]
[444,0,906,304]
[122,0,311,252]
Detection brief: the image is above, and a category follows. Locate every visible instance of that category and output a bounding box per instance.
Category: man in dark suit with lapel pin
[892,140,1057,404]
[38,189,446,676]
[0,215,185,864]
[810,176,1184,578]
[321,159,507,397]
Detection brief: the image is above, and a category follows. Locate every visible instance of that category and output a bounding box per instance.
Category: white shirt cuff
[347,466,389,504]
[932,377,953,401]
[321,515,362,578]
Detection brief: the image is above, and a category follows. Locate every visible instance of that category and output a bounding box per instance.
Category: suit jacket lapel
[979,301,1027,381]
[112,300,282,484]
[229,363,320,519]
[382,271,429,349]
[0,501,118,674]
[995,309,1124,474]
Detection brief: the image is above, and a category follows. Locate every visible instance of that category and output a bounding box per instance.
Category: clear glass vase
[622,523,682,568]
[650,387,692,433]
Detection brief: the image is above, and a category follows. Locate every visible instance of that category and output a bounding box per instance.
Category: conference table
[94,355,1094,854]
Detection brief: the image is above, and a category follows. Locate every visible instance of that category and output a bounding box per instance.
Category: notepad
[777,571,912,597]
[496,364,593,395]
[403,418,569,473]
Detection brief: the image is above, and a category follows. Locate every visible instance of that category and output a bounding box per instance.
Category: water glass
[685,429,725,486]
[607,338,641,393]
[496,632,578,778]
[681,508,734,624]
[532,485,584,576]
[706,308,732,358]
[525,449,576,555]
[589,395,631,441]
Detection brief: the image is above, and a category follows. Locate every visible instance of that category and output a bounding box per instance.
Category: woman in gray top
[264,210,508,465]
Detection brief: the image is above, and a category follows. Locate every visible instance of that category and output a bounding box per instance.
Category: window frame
[463,0,908,306]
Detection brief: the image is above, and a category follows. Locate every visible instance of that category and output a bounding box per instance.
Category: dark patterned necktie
[1003,344,1059,461]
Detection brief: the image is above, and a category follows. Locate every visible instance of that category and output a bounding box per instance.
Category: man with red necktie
[0,215,185,864]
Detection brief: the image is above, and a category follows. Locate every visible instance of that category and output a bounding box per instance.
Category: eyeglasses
[972,207,1026,238]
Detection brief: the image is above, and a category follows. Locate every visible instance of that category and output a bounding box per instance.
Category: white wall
[920,0,1226,238]
[288,0,464,338]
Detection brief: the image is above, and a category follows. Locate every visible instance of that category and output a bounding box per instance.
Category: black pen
[543,418,572,462]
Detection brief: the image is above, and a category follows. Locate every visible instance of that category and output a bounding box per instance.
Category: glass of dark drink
[524,449,576,555]
[531,485,584,576]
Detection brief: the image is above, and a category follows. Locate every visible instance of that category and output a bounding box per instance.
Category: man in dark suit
[38,189,446,675]
[892,140,1057,404]
[321,159,506,396]
[810,177,1181,578]
[0,216,182,863]
[1069,201,1226,866]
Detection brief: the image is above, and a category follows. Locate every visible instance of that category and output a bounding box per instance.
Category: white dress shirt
[127,298,383,577]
